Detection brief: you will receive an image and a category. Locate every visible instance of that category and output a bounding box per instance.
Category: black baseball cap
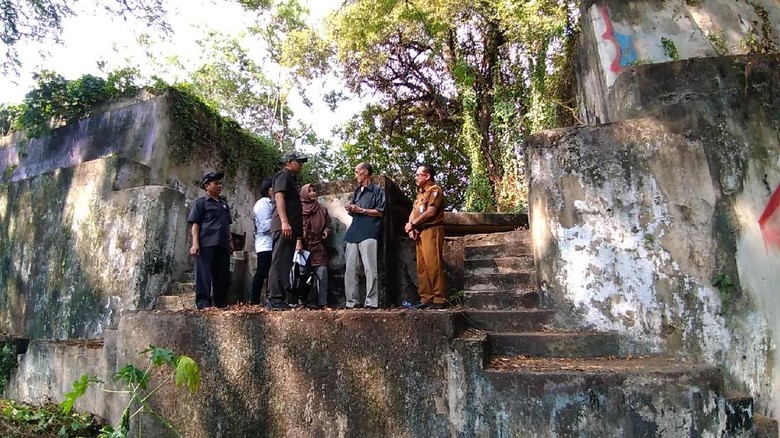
[281,151,308,163]
[202,171,225,188]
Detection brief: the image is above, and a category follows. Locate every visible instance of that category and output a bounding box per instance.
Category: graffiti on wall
[759,184,780,251]
[600,5,638,73]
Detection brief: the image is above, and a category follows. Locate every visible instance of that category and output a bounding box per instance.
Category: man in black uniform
[267,151,308,310]
[188,171,234,309]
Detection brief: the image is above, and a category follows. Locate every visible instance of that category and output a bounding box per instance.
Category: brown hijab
[300,184,329,240]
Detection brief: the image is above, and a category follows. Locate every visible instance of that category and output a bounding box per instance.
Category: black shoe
[428,303,447,310]
[365,306,378,310]
[266,301,289,311]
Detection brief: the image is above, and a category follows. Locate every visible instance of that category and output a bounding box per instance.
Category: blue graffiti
[614,32,638,67]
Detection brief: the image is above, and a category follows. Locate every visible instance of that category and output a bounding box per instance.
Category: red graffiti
[759,184,780,251]
[600,5,623,73]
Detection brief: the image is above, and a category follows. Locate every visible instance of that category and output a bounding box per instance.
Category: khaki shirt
[412,184,445,227]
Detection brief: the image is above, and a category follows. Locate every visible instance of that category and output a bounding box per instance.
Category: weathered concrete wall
[527,54,780,415]
[5,311,727,437]
[577,0,780,124]
[0,158,188,338]
[0,94,266,338]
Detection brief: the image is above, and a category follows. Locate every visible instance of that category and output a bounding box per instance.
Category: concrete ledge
[444,213,528,236]
[4,310,732,436]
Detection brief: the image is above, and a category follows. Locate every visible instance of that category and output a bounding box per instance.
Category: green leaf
[142,345,177,367]
[60,374,99,414]
[114,364,149,390]
[175,356,201,393]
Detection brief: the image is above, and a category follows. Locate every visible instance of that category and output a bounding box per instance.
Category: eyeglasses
[415,173,427,177]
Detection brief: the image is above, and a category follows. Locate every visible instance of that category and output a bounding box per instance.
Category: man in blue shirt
[343,162,386,309]
[188,172,234,309]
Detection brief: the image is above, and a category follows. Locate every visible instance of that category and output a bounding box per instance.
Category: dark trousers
[195,245,231,309]
[251,250,272,304]
[268,231,296,305]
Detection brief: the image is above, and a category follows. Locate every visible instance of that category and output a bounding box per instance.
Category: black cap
[281,151,308,163]
[202,171,224,189]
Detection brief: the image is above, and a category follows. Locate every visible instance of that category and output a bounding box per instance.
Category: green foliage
[0,68,281,186]
[661,37,679,60]
[334,103,469,209]
[61,375,102,415]
[0,0,170,75]
[745,2,778,54]
[0,399,104,437]
[0,343,15,394]
[310,0,576,211]
[114,365,150,390]
[60,345,200,437]
[712,272,735,313]
[188,33,295,146]
[707,33,728,56]
[166,86,280,185]
[0,69,141,138]
[174,356,200,392]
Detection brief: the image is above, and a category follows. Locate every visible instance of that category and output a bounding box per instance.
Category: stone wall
[577,0,780,124]
[5,311,725,437]
[527,54,780,415]
[0,93,265,339]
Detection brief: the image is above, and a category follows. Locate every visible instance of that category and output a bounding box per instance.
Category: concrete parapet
[4,310,729,437]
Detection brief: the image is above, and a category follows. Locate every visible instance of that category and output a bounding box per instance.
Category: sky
[0,0,360,144]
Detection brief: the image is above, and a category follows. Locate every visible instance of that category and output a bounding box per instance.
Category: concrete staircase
[457,228,778,437]
[155,270,196,311]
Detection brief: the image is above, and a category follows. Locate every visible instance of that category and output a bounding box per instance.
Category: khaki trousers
[416,226,446,304]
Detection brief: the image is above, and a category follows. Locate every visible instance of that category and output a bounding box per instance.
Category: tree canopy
[284,0,578,210]
[2,0,580,209]
[1,0,170,74]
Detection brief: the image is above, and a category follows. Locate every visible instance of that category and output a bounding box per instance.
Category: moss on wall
[164,87,280,188]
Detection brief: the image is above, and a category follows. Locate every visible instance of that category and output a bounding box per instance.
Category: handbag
[288,251,313,302]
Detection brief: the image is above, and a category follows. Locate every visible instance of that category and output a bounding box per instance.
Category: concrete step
[463,309,554,332]
[462,230,530,247]
[463,271,535,291]
[488,332,620,358]
[756,414,779,438]
[179,270,195,283]
[465,242,532,259]
[155,293,196,311]
[464,256,534,274]
[483,356,723,436]
[462,290,540,310]
[169,282,195,295]
[725,392,754,434]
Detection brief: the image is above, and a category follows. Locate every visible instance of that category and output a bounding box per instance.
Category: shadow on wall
[124,311,455,437]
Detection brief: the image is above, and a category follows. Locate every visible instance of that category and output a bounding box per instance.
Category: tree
[285,0,577,210]
[1,0,170,75]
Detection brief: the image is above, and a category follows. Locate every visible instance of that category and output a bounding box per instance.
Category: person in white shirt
[251,177,274,304]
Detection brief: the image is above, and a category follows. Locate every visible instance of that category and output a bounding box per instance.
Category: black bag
[288,257,313,303]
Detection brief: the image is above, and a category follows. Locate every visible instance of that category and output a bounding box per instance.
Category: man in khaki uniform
[404,163,447,309]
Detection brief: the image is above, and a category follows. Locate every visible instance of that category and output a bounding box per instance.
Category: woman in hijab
[300,183,332,308]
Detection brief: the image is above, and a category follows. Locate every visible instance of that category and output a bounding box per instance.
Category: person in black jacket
[188,171,234,309]
[266,151,307,310]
